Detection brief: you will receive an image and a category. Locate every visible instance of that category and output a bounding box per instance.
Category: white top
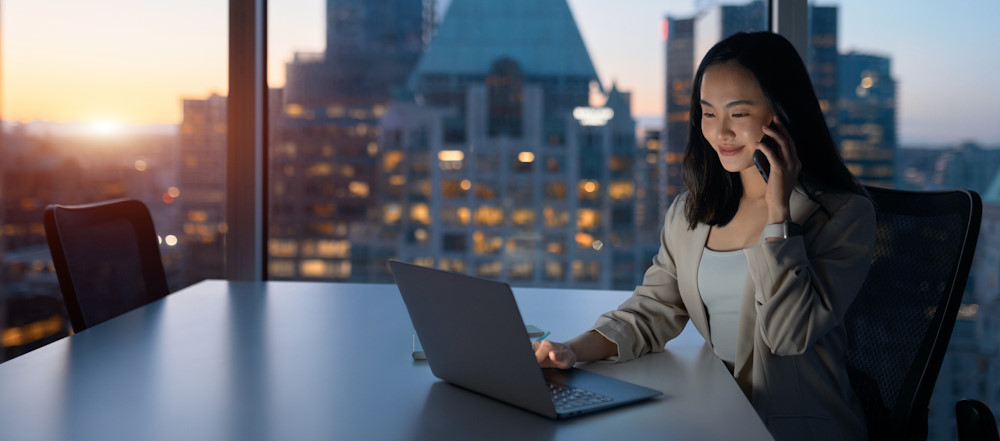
[698,248,748,365]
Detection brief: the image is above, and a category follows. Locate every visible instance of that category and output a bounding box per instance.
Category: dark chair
[957,399,1000,441]
[844,186,982,441]
[43,199,169,332]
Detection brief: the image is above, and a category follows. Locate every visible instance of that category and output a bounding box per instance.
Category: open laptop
[389,260,662,419]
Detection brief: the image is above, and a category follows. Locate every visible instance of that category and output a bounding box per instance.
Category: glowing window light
[286,104,304,117]
[572,107,614,126]
[517,152,535,163]
[438,150,464,162]
[460,179,472,190]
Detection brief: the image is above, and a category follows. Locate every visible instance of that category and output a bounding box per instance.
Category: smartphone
[754,124,780,183]
[753,147,771,183]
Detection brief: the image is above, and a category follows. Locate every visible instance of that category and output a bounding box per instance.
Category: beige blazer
[593,186,875,441]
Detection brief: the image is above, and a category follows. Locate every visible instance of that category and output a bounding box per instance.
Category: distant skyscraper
[692,0,768,64]
[270,0,434,282]
[379,0,642,289]
[663,16,694,216]
[837,52,897,187]
[808,6,838,128]
[178,93,227,286]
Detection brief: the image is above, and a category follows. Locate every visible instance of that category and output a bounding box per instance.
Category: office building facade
[808,6,838,128]
[663,17,695,218]
[269,0,435,282]
[377,0,645,289]
[178,93,228,286]
[837,52,897,187]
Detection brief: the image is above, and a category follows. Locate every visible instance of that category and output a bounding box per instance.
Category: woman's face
[699,61,775,174]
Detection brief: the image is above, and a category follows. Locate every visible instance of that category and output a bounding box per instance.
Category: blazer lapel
[732,185,821,395]
[676,220,713,342]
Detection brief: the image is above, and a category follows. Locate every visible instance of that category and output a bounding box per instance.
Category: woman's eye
[732,113,747,118]
[703,111,715,118]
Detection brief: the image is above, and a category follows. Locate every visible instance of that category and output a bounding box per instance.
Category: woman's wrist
[767,208,791,224]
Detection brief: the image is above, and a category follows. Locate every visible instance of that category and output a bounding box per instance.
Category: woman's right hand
[532,340,577,369]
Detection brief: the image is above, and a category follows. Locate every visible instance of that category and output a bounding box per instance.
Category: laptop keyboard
[548,382,614,412]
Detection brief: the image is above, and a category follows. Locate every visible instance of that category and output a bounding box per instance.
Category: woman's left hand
[756,115,802,223]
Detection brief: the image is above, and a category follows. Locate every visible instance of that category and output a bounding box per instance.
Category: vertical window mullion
[226,0,267,281]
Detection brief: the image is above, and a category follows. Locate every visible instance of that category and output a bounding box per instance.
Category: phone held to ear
[754,124,780,183]
[753,146,771,183]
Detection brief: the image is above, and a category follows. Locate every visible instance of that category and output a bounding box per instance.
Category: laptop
[389,260,662,419]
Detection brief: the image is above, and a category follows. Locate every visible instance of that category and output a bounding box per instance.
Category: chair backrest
[43,199,169,332]
[845,186,982,441]
[956,399,1000,441]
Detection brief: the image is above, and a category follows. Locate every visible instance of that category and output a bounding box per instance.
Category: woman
[533,32,874,440]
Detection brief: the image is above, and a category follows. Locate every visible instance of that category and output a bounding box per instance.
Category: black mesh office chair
[844,187,982,441]
[43,199,170,332]
[957,399,1000,441]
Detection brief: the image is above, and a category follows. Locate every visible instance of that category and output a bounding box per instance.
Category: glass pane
[266,0,766,286]
[1,1,227,361]
[808,2,1000,440]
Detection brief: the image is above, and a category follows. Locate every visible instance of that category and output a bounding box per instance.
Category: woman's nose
[716,120,735,140]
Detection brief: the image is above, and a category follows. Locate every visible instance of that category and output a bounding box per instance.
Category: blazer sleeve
[744,192,875,356]
[590,195,691,362]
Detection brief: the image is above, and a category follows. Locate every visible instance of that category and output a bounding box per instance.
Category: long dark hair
[682,32,867,229]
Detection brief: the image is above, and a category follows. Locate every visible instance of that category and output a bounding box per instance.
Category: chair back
[43,199,169,332]
[957,399,1000,441]
[845,186,982,441]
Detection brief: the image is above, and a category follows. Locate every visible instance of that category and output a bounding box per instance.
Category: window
[1,0,226,360]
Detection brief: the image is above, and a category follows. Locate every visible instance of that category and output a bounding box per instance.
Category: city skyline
[2,0,999,146]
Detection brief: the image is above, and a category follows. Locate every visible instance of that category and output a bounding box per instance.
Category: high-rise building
[837,52,897,187]
[663,16,695,217]
[808,6,838,128]
[270,0,435,282]
[692,1,768,64]
[378,0,642,288]
[178,93,228,286]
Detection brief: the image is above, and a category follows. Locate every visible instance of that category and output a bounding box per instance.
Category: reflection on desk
[0,280,774,441]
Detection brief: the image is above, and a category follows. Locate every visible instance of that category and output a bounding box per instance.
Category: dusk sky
[3,0,998,145]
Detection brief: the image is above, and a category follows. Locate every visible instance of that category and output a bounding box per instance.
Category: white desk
[0,280,774,441]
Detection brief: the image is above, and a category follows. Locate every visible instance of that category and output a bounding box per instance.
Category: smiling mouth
[718,146,744,156]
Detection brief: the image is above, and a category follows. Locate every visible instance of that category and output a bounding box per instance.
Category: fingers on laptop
[533,340,575,369]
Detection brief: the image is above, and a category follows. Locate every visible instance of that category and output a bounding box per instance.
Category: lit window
[512,208,534,226]
[474,206,504,226]
[609,181,634,199]
[476,261,502,279]
[383,151,404,171]
[286,103,305,117]
[316,240,350,258]
[268,239,298,257]
[578,180,600,199]
[305,163,332,177]
[577,209,601,230]
[384,204,402,224]
[473,231,503,254]
[544,207,569,228]
[410,203,431,224]
[348,181,369,198]
[439,258,466,273]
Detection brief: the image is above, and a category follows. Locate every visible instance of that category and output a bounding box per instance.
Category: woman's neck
[739,168,767,200]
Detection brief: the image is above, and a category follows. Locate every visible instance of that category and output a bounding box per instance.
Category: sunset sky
[2,0,998,145]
